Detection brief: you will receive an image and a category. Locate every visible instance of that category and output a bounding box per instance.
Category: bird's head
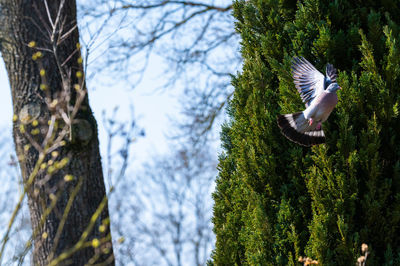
[326,82,341,93]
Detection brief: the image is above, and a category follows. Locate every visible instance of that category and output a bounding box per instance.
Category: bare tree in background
[0,133,32,264]
[80,0,240,144]
[91,108,216,266]
[75,2,239,264]
[84,107,217,266]
[99,107,144,265]
[114,143,217,266]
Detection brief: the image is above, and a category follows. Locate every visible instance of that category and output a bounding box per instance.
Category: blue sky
[0,60,12,126]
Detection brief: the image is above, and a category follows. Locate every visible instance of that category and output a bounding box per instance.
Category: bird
[277,57,341,147]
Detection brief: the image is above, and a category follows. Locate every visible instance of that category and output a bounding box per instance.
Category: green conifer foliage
[212,1,400,265]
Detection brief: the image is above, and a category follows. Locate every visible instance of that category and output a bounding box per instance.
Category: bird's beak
[339,86,342,90]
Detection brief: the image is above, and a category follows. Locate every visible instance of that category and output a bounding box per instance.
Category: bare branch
[43,0,55,29]
[120,1,232,12]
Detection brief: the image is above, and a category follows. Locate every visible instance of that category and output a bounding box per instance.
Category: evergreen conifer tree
[212,1,400,265]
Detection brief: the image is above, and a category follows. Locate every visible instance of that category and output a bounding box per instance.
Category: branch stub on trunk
[19,102,41,124]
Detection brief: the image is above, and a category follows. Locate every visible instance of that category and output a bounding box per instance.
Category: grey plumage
[277,112,325,146]
[277,57,340,146]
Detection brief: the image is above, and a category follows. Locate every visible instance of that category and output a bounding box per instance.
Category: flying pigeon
[277,57,341,146]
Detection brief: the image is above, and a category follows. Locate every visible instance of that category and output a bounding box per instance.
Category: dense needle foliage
[212,1,400,265]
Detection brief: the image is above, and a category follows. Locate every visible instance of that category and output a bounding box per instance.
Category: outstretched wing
[291,57,325,107]
[325,63,337,84]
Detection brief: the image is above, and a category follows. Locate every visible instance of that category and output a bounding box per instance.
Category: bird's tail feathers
[277,112,325,146]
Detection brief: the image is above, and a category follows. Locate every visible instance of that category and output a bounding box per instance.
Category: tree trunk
[0,0,114,265]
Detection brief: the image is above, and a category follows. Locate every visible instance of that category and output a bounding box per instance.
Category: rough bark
[0,0,114,265]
